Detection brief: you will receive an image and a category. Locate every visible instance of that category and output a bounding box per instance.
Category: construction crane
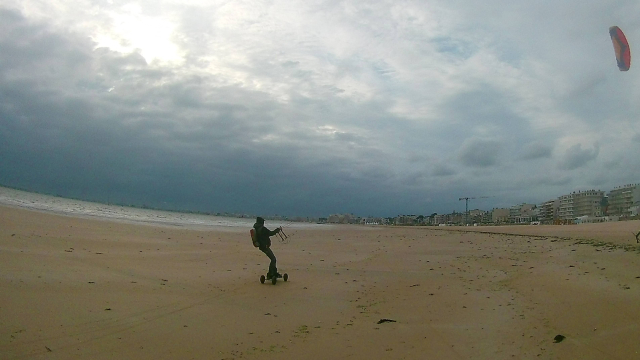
[459,196,492,225]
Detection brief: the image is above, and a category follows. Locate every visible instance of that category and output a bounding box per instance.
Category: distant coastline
[0,186,326,231]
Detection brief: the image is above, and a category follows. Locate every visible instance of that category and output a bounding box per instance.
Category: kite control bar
[277,227,288,241]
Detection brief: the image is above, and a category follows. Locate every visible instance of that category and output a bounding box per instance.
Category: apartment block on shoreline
[608,184,640,216]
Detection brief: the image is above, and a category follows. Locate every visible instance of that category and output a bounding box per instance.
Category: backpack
[250,228,260,247]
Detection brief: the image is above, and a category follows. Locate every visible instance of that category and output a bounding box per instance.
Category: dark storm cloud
[432,163,456,177]
[558,143,600,170]
[434,87,533,164]
[442,87,530,133]
[0,11,88,74]
[537,175,572,187]
[559,74,632,127]
[521,142,553,160]
[457,139,502,168]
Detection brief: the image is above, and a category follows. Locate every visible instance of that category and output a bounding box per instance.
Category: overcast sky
[1,1,639,218]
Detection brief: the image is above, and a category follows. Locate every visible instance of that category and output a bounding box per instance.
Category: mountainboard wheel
[283,273,288,282]
[271,276,277,285]
[260,275,265,284]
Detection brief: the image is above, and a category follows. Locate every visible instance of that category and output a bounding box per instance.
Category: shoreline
[0,186,329,231]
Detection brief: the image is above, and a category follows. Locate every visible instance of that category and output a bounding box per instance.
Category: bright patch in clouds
[93,4,183,64]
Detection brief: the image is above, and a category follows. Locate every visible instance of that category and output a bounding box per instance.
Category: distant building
[362,217,385,225]
[450,212,464,225]
[480,210,493,224]
[468,209,488,224]
[558,190,604,221]
[509,204,537,224]
[395,215,418,225]
[572,190,604,217]
[539,199,559,224]
[492,208,510,223]
[558,194,574,221]
[432,212,463,225]
[607,184,640,217]
[327,214,356,224]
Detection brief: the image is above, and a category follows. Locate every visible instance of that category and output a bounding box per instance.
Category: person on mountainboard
[253,217,283,280]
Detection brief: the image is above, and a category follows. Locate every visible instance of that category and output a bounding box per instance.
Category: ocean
[0,187,325,231]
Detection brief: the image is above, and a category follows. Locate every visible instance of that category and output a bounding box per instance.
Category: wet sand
[2,205,640,359]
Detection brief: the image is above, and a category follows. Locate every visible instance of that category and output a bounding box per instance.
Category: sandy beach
[2,205,640,360]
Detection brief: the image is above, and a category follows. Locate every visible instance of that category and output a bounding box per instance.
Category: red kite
[609,26,631,71]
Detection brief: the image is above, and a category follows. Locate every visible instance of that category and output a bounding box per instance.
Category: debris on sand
[553,335,566,343]
[377,319,397,324]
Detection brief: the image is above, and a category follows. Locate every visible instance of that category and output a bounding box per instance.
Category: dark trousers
[260,247,277,275]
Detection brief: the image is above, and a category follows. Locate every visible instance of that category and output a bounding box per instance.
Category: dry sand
[2,205,640,360]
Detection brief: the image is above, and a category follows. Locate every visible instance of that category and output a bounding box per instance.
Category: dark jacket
[253,223,278,249]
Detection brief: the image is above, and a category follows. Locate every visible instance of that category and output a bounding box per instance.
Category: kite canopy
[609,26,631,71]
